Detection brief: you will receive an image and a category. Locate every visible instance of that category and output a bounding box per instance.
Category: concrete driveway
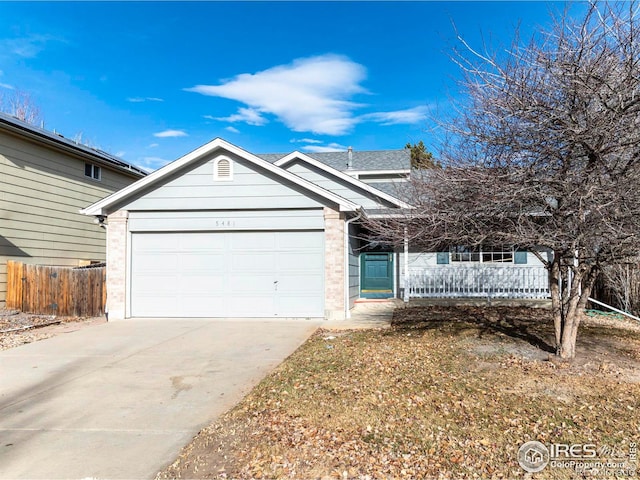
[0,318,320,479]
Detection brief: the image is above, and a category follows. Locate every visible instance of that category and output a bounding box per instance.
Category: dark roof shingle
[258,149,410,172]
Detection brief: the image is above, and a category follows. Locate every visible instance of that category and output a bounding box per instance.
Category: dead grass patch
[158,306,640,479]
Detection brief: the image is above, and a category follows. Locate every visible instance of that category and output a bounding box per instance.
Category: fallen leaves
[157,306,640,480]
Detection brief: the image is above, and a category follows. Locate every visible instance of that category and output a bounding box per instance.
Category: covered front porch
[354,222,551,303]
[404,265,550,300]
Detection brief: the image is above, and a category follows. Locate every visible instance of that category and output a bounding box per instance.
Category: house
[0,112,147,307]
[81,138,549,321]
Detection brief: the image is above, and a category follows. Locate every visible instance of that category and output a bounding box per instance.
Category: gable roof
[275,151,412,209]
[0,111,147,178]
[258,149,410,172]
[81,138,361,216]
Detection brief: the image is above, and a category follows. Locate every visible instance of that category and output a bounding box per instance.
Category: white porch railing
[406,266,550,299]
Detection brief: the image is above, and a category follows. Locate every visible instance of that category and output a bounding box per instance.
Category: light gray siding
[123,153,326,211]
[283,161,396,209]
[0,130,139,306]
[128,209,324,232]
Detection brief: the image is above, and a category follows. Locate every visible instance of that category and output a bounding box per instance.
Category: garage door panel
[181,253,225,270]
[277,231,324,249]
[131,231,324,318]
[231,253,275,271]
[229,297,276,317]
[230,274,274,294]
[180,275,225,293]
[134,234,179,251]
[232,232,275,250]
[134,254,179,271]
[182,297,228,317]
[277,275,323,291]
[133,275,179,294]
[133,296,176,316]
[276,295,324,317]
[179,233,226,250]
[277,252,323,270]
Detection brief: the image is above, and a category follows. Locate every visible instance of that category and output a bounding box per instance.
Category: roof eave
[0,114,146,178]
[275,152,413,209]
[81,138,360,216]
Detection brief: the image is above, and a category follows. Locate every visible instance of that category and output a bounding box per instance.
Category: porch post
[403,225,409,303]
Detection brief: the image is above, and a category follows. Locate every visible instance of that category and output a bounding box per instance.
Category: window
[450,246,514,263]
[214,157,233,181]
[84,163,101,181]
[450,245,480,262]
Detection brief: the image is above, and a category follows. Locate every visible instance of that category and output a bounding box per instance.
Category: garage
[82,140,364,320]
[130,230,324,318]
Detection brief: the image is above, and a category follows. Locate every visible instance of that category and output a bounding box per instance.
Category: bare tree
[0,89,42,126]
[600,260,640,315]
[365,3,640,359]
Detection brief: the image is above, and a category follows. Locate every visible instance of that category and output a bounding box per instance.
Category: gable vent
[214,157,233,181]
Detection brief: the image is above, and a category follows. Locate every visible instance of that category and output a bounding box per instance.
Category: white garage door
[130,231,324,318]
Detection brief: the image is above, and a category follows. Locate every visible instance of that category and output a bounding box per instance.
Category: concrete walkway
[324,299,400,330]
[0,319,319,480]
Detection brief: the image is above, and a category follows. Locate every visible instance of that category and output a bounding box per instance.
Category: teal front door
[361,253,394,299]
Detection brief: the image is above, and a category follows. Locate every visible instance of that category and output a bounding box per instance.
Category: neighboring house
[81,137,550,321]
[0,112,147,307]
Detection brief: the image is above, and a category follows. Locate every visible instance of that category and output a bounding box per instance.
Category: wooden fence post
[5,261,106,316]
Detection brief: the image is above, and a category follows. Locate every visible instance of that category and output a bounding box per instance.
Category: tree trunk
[549,253,563,350]
[556,265,599,359]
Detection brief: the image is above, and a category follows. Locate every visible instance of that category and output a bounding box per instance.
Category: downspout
[403,225,409,303]
[95,215,108,319]
[344,209,363,319]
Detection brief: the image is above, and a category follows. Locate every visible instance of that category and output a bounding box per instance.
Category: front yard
[158,306,640,479]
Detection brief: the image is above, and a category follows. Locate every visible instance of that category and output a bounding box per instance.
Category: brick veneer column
[324,207,345,320]
[106,210,128,320]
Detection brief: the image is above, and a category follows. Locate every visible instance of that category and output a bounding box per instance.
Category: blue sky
[0,1,578,171]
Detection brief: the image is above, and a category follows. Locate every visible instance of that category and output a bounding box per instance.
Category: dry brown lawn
[157,306,640,479]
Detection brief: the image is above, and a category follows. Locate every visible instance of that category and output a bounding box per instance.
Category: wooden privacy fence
[6,261,106,317]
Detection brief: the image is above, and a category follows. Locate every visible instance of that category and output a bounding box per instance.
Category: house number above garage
[214,220,236,227]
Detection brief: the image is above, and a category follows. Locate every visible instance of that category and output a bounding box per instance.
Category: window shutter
[436,252,449,264]
[514,251,528,264]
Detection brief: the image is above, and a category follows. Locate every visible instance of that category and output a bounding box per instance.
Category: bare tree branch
[364,1,640,359]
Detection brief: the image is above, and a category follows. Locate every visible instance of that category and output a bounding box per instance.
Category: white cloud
[147,143,159,148]
[115,151,126,158]
[185,54,367,135]
[302,142,348,153]
[153,129,187,138]
[290,138,323,144]
[127,97,164,103]
[214,107,267,126]
[0,82,14,90]
[139,156,171,171]
[225,126,240,134]
[360,106,429,126]
[1,34,62,59]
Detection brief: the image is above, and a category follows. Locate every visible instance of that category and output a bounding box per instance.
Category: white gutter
[344,210,363,319]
